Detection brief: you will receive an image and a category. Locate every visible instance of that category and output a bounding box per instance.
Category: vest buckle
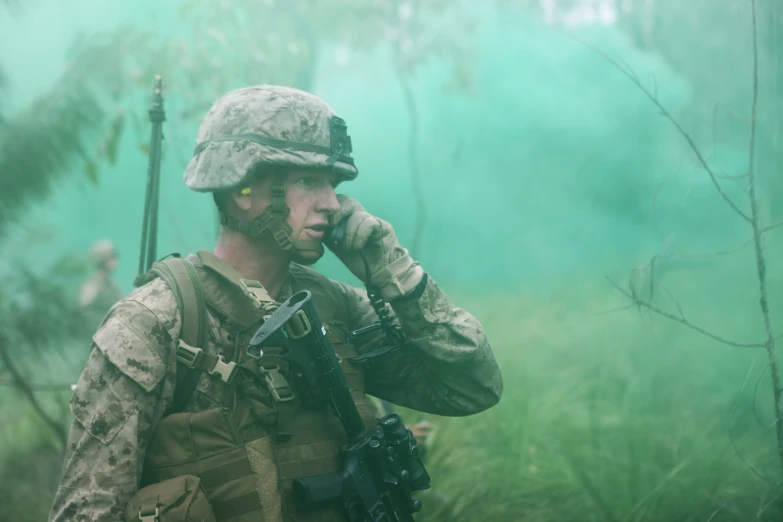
[138,506,159,522]
[262,365,294,402]
[210,355,238,384]
[176,340,238,384]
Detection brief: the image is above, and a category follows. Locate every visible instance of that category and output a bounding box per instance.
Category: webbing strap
[199,457,254,489]
[278,454,342,480]
[211,491,262,520]
[151,256,208,414]
[192,132,355,166]
[176,340,237,384]
[216,172,322,255]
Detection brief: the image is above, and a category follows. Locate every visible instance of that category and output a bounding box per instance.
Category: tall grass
[410,270,782,522]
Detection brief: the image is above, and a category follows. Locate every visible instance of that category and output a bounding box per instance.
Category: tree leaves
[101,111,125,167]
[0,86,105,233]
[84,161,99,185]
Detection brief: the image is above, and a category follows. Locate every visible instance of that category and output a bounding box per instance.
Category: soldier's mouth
[305,224,328,238]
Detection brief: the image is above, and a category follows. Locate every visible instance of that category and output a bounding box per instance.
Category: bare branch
[605,276,765,348]
[742,0,783,478]
[396,69,426,259]
[753,364,776,428]
[557,30,752,223]
[615,55,640,83]
[714,172,748,181]
[667,237,755,259]
[763,220,783,234]
[593,304,636,317]
[657,218,779,261]
[660,284,686,321]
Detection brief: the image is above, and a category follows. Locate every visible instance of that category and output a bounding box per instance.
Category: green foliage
[0,249,92,522]
[0,257,90,349]
[0,77,106,232]
[0,393,72,522]
[0,0,109,232]
[404,282,781,521]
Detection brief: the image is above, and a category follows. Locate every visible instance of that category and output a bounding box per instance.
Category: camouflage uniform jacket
[49,250,502,521]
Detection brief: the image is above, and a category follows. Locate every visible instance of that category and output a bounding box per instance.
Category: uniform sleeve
[48,298,178,522]
[339,274,503,417]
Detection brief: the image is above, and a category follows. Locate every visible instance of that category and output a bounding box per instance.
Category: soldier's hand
[328,195,423,301]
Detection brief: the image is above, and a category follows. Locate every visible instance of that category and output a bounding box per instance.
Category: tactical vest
[127,254,379,522]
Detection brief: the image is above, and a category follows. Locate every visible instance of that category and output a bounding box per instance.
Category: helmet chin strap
[218,172,325,263]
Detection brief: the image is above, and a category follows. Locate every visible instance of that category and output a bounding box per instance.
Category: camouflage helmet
[184,85,358,192]
[90,240,117,267]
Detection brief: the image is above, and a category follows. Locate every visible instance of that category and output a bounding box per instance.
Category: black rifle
[248,290,431,522]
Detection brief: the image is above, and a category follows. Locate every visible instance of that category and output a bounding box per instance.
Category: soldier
[49,85,502,522]
[78,240,124,329]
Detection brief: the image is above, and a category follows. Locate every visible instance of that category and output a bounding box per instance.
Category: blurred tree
[0,4,119,518]
[0,0,118,231]
[505,0,783,220]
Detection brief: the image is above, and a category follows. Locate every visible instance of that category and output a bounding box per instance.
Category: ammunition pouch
[125,475,216,522]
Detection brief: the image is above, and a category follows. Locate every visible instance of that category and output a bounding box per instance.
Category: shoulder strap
[150,255,208,414]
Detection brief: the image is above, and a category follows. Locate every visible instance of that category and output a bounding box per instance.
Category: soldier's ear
[231,186,254,211]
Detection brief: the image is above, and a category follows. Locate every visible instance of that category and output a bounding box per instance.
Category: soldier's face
[283,169,341,259]
[243,168,340,262]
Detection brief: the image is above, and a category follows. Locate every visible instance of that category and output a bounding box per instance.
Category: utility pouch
[125,475,217,522]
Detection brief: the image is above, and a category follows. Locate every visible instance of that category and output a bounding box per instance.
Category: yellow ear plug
[240,187,252,196]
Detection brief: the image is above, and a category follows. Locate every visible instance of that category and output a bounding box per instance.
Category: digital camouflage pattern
[184,85,358,193]
[49,251,503,521]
